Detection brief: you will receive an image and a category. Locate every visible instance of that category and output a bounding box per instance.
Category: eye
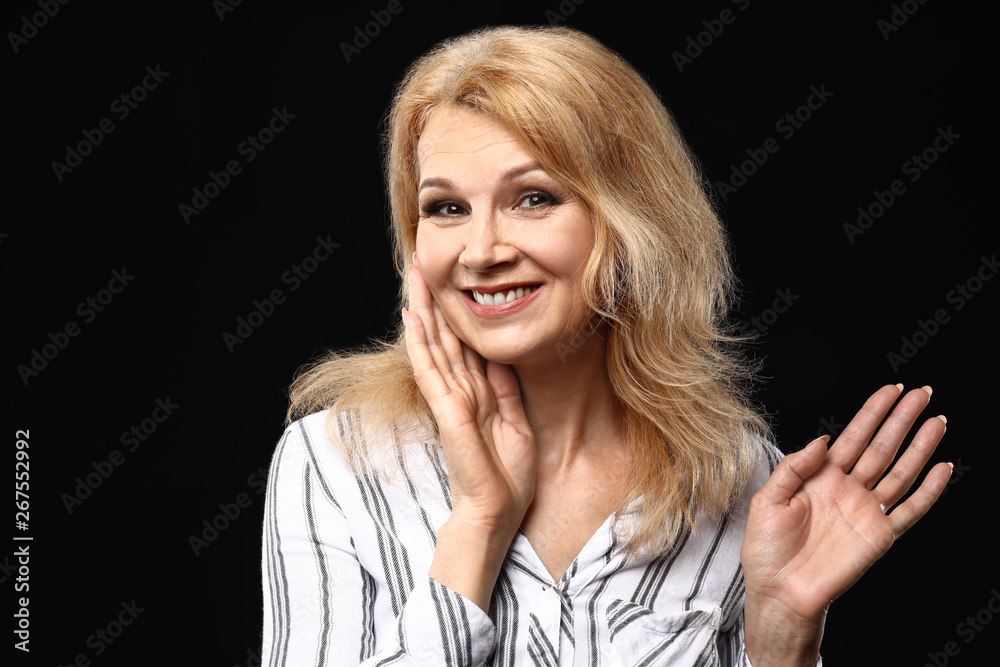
[420,200,466,218]
[419,189,559,219]
[516,191,556,210]
[436,203,464,216]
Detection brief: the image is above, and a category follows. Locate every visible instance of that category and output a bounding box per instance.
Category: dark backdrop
[6,1,992,665]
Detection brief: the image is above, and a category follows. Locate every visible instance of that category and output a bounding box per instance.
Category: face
[414,106,597,366]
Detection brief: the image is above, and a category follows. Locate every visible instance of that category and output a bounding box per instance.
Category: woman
[262,25,951,666]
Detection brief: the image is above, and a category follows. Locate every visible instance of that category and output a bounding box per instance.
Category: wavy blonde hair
[287,25,771,556]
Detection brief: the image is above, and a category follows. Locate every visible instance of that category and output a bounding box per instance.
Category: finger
[873,414,947,510]
[849,386,933,488]
[826,384,903,473]
[463,342,485,376]
[887,460,953,537]
[412,263,483,389]
[402,307,452,403]
[486,361,527,426]
[408,264,452,377]
[430,293,469,374]
[754,436,830,507]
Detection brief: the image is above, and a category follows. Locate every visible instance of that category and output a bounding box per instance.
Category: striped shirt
[261,410,823,666]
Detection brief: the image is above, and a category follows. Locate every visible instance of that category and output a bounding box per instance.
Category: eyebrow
[417,162,546,193]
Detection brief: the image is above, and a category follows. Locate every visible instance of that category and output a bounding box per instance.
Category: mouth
[469,285,537,306]
[463,283,542,316]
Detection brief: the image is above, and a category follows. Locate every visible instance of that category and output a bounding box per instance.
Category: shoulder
[267,410,371,506]
[273,409,342,465]
[746,432,784,495]
[269,409,448,508]
[281,409,434,465]
[686,433,784,561]
[272,409,384,476]
[722,431,783,525]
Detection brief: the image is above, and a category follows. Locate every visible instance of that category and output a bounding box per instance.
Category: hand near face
[740,384,952,660]
[403,260,536,538]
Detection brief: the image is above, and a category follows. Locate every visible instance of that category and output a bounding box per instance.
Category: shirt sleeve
[261,421,497,666]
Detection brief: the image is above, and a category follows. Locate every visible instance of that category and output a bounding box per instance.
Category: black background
[5,1,994,665]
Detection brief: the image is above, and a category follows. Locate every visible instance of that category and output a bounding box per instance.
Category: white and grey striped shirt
[261,410,823,666]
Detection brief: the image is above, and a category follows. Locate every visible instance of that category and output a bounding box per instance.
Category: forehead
[416,107,532,176]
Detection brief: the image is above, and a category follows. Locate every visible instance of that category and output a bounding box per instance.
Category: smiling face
[414,106,598,366]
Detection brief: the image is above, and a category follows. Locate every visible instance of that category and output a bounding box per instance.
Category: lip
[464,284,542,317]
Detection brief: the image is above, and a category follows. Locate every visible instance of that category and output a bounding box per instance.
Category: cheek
[520,228,593,279]
[562,219,595,269]
[414,227,453,293]
[414,226,437,272]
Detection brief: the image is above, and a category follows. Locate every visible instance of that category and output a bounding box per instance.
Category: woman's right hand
[403,261,536,608]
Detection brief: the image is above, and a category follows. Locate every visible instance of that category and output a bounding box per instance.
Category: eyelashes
[419,189,559,219]
[421,201,464,217]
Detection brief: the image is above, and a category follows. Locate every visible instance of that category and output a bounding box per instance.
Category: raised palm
[742,384,951,622]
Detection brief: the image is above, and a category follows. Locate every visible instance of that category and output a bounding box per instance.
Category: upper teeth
[473,286,534,306]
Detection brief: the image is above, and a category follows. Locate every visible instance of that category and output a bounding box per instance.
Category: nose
[458,207,517,272]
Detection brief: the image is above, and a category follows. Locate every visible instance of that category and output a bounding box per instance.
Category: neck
[513,319,625,472]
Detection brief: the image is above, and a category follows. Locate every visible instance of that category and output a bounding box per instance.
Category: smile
[471,286,536,306]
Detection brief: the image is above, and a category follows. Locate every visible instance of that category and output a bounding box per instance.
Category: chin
[477,350,532,366]
[469,338,557,367]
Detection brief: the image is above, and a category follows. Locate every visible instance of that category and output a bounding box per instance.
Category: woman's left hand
[740,384,952,663]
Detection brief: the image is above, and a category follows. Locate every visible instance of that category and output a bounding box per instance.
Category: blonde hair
[288,25,771,556]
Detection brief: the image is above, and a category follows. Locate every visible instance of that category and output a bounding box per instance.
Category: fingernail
[936,414,947,424]
[808,434,831,449]
[947,461,954,471]
[922,385,933,397]
[894,383,904,392]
